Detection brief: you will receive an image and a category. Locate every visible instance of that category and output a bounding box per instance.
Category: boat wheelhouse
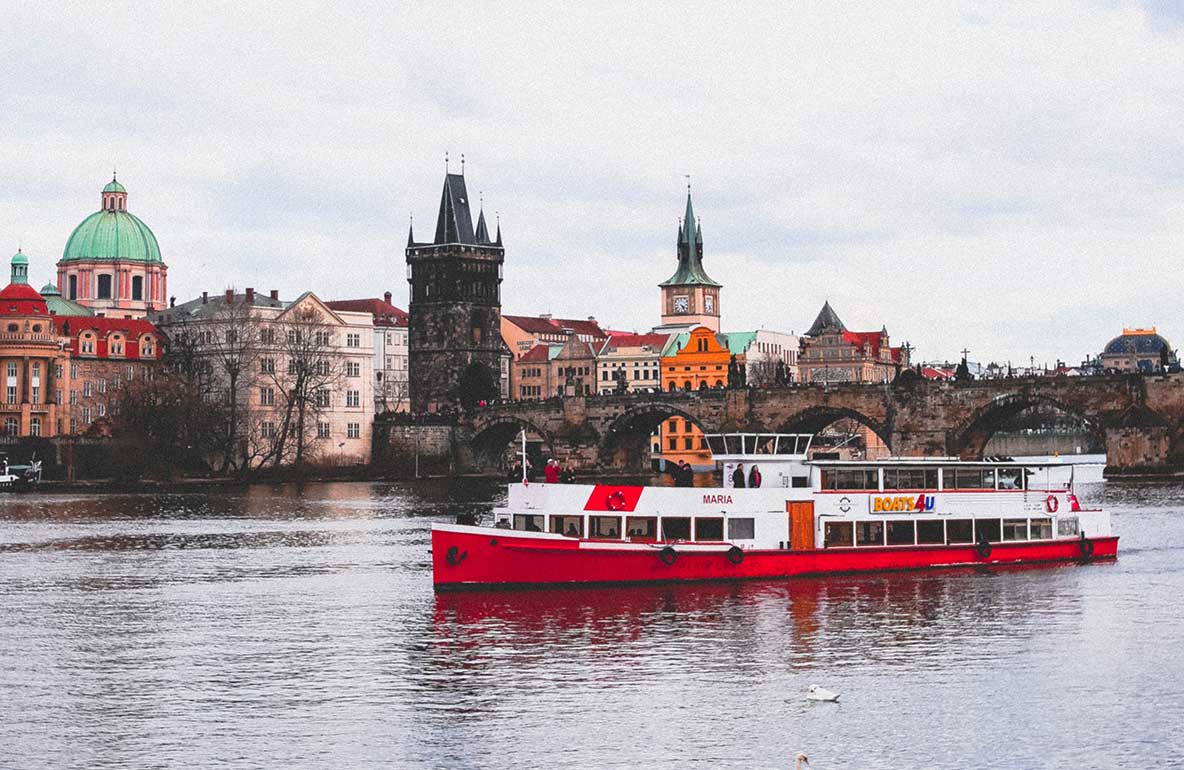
[432,433,1116,589]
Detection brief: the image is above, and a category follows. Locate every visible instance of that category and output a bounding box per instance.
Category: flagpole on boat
[521,429,528,485]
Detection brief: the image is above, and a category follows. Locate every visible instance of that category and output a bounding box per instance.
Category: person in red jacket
[544,460,560,484]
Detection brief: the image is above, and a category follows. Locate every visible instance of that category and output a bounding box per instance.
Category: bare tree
[376,371,410,414]
[201,299,261,473]
[263,307,344,469]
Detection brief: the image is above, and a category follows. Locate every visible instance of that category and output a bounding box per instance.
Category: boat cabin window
[728,518,756,540]
[974,519,1002,543]
[706,435,726,455]
[824,521,854,548]
[944,467,995,490]
[822,468,879,490]
[886,520,915,546]
[1057,517,1079,537]
[662,517,691,541]
[1031,518,1053,540]
[1003,519,1028,541]
[589,516,621,539]
[513,514,545,532]
[694,517,724,541]
[946,519,973,543]
[626,516,657,541]
[883,467,938,490]
[756,436,776,455]
[997,466,1024,490]
[551,515,584,538]
[855,521,883,546]
[917,520,945,544]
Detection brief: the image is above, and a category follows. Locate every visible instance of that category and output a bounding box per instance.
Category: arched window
[683,380,692,391]
[667,381,676,392]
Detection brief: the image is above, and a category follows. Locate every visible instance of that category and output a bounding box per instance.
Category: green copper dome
[40,282,59,295]
[60,181,162,264]
[11,249,27,265]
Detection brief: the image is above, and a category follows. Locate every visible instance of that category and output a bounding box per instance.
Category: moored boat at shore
[432,433,1116,590]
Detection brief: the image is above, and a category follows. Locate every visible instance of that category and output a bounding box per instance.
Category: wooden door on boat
[787,501,815,551]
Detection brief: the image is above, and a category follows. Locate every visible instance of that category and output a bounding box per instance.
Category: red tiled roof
[922,366,954,380]
[325,298,408,327]
[55,316,163,360]
[842,330,889,358]
[503,314,608,340]
[519,343,552,362]
[603,332,670,350]
[0,282,49,316]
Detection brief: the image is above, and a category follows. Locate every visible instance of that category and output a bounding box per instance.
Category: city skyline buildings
[2,3,1181,366]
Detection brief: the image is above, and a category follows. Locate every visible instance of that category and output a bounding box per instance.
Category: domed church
[1100,327,1177,373]
[56,176,167,318]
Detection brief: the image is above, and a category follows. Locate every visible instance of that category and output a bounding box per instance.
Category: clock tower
[657,189,721,332]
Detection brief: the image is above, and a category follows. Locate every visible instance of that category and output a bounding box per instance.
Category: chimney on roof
[270,289,279,301]
[588,316,596,322]
[384,291,392,305]
[246,287,255,304]
[202,291,208,305]
[225,289,234,303]
[540,313,552,321]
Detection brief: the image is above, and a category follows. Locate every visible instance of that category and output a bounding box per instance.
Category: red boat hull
[432,526,1119,590]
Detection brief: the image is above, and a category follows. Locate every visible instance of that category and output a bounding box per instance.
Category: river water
[1,478,1181,769]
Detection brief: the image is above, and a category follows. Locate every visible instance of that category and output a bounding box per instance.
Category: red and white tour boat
[431,433,1117,590]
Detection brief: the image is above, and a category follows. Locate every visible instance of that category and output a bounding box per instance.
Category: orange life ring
[606,490,627,511]
[1045,495,1059,513]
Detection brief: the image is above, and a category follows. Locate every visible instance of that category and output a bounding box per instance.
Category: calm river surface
[1,478,1182,769]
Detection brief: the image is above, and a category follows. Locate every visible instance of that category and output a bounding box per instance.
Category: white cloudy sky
[2,1,1181,366]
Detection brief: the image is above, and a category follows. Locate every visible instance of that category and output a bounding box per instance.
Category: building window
[346,390,360,407]
[317,359,330,376]
[261,421,276,438]
[132,275,144,301]
[99,379,107,394]
[346,333,360,347]
[316,389,330,408]
[6,362,14,378]
[260,358,275,374]
[31,385,39,404]
[97,274,113,299]
[83,407,92,423]
[346,362,360,377]
[4,417,17,435]
[261,328,275,344]
[68,274,78,300]
[55,390,62,405]
[70,363,78,379]
[315,331,331,346]
[260,387,275,406]
[83,381,93,397]
[6,386,15,405]
[55,364,63,379]
[70,390,78,405]
[97,403,106,417]
[317,422,330,439]
[347,423,360,439]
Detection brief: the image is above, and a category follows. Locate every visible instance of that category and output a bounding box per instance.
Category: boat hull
[432,525,1119,590]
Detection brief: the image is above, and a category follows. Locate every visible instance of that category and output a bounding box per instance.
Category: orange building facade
[660,326,730,392]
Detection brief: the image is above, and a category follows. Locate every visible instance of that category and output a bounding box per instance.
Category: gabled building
[406,170,507,412]
[152,289,375,465]
[596,332,670,394]
[502,314,609,359]
[510,334,597,400]
[656,190,721,333]
[797,301,907,384]
[326,292,410,414]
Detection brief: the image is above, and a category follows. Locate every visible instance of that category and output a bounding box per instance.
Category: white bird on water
[794,752,810,769]
[806,684,840,702]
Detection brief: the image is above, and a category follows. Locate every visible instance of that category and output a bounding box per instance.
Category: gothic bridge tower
[657,189,721,332]
[406,169,505,412]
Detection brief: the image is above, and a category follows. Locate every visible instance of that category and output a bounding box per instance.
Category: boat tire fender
[445,545,468,566]
[659,546,677,566]
[1079,534,1094,562]
[975,539,992,559]
[726,546,744,565]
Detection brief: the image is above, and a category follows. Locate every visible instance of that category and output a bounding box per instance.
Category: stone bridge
[456,373,1184,475]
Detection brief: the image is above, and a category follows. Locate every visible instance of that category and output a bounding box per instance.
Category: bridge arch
[469,415,553,471]
[600,402,714,473]
[953,393,1105,459]
[776,406,892,457]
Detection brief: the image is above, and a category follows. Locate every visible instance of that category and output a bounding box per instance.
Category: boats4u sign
[871,494,936,513]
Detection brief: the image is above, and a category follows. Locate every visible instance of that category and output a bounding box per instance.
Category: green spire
[660,190,719,288]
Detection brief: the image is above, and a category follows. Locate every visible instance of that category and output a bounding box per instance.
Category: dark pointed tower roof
[407,220,416,247]
[474,208,490,244]
[494,219,502,247]
[660,191,720,287]
[433,173,477,245]
[805,301,846,337]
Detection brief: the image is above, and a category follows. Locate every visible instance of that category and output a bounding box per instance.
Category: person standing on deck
[749,464,762,488]
[544,460,560,484]
[732,463,746,488]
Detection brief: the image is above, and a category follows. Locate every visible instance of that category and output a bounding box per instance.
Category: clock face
[705,294,714,313]
[673,295,689,314]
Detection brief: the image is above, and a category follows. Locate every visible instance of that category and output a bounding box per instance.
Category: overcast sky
[2,1,1180,366]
